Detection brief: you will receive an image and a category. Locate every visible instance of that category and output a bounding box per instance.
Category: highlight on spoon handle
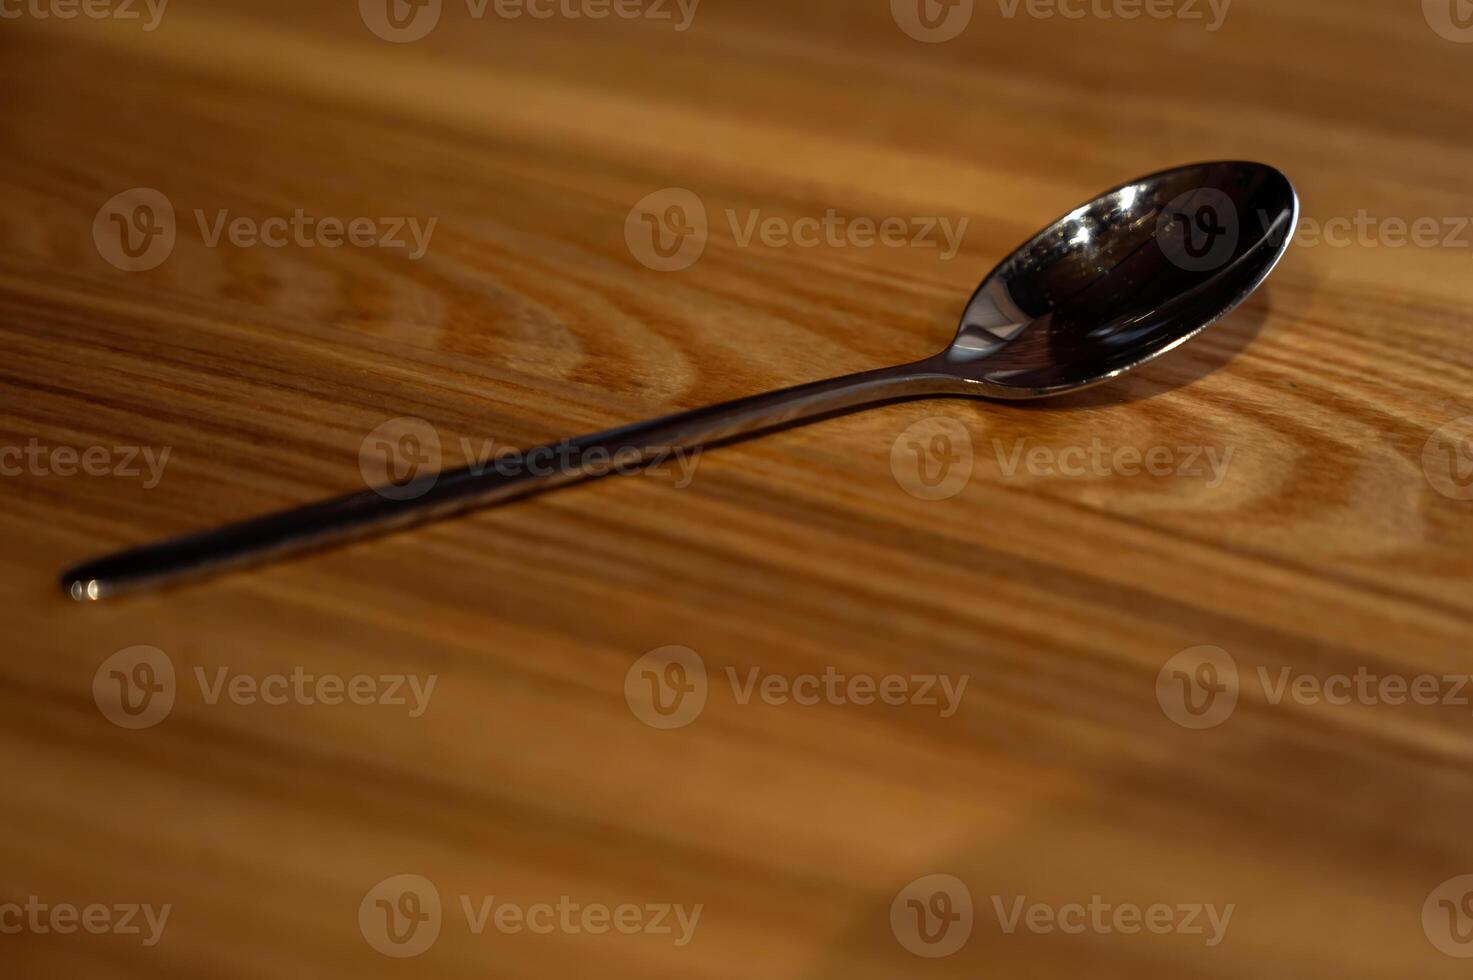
[62,361,959,600]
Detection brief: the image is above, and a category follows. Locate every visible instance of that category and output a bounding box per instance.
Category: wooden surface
[4,0,1473,976]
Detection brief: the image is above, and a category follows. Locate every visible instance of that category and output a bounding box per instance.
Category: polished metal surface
[62,161,1298,600]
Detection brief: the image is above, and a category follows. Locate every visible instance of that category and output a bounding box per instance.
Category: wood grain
[2,0,1472,976]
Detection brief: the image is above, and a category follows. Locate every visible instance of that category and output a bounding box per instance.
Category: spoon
[63,160,1298,600]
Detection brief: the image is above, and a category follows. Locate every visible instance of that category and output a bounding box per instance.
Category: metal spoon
[63,160,1298,600]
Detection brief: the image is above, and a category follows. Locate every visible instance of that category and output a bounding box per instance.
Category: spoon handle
[63,359,959,600]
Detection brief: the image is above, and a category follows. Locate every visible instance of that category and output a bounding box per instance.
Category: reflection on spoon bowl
[949,160,1298,396]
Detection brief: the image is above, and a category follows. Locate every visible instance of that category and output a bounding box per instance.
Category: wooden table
[4,1,1472,975]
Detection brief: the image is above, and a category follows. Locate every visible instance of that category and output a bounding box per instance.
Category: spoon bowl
[946,160,1298,396]
[63,161,1298,600]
